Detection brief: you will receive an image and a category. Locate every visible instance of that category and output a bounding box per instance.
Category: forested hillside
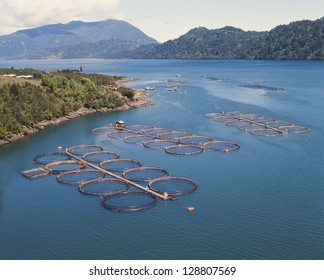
[0,69,133,139]
[126,26,264,59]
[255,19,324,60]
[126,17,324,60]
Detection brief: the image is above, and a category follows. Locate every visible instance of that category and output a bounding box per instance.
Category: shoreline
[0,78,153,146]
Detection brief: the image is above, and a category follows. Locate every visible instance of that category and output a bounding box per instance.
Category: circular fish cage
[159,131,192,141]
[143,127,171,136]
[226,111,250,117]
[44,160,86,174]
[68,145,104,156]
[204,112,226,119]
[100,159,142,173]
[225,120,252,127]
[122,167,169,183]
[78,178,129,197]
[265,121,293,128]
[126,124,154,132]
[238,123,265,132]
[107,130,136,140]
[204,141,240,152]
[279,125,311,134]
[253,118,277,124]
[179,135,213,146]
[34,152,71,164]
[82,151,120,163]
[142,139,179,150]
[149,176,198,196]
[165,144,204,155]
[214,115,238,122]
[92,126,117,135]
[124,134,155,145]
[56,169,105,185]
[237,113,264,120]
[250,129,285,137]
[100,191,158,212]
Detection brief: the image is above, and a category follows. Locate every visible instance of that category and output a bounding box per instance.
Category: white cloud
[0,0,120,35]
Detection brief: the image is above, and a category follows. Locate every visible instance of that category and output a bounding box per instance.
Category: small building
[115,120,125,128]
[17,75,33,79]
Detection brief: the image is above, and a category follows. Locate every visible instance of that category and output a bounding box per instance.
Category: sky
[0,0,323,42]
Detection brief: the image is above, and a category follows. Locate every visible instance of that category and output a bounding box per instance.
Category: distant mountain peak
[0,19,158,59]
[219,26,244,32]
[16,23,73,38]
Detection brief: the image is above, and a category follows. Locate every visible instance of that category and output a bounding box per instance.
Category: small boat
[186,207,195,212]
[145,86,155,91]
[164,86,178,92]
[167,79,185,83]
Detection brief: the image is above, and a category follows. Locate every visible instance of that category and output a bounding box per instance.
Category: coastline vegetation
[0,68,135,140]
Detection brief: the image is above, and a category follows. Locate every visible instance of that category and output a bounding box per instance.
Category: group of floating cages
[205,111,310,137]
[21,144,198,212]
[92,124,240,155]
[240,84,286,92]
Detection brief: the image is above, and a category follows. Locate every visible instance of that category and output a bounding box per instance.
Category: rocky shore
[0,80,153,146]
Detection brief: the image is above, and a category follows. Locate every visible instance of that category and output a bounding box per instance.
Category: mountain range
[0,17,323,60]
[125,17,324,60]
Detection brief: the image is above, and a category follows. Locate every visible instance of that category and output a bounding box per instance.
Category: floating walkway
[21,144,198,212]
[205,111,310,137]
[65,150,169,201]
[92,124,240,155]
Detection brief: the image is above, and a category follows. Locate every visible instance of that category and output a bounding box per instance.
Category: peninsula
[0,68,152,145]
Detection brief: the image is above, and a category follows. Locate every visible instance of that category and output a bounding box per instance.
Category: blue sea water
[0,59,323,260]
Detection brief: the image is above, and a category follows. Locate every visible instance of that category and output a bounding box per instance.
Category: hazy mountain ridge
[59,39,143,59]
[0,19,158,59]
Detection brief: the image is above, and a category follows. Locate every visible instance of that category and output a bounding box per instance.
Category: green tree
[81,77,98,93]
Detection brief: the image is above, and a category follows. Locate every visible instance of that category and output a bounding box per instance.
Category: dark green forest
[256,19,324,60]
[0,69,134,139]
[125,18,324,60]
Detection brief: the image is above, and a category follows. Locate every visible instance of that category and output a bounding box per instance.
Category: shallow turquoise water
[0,59,323,259]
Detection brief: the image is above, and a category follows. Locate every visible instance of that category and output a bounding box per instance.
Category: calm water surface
[0,59,323,259]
